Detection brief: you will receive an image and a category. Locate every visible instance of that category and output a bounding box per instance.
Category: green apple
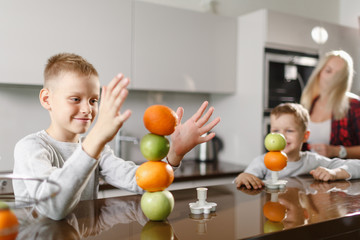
[140,133,170,161]
[263,220,284,233]
[264,133,286,151]
[141,220,174,240]
[141,190,175,221]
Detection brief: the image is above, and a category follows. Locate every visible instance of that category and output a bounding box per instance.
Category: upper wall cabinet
[132,2,237,93]
[0,0,132,85]
[265,10,359,57]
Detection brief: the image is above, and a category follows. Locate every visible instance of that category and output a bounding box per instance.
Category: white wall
[340,0,360,28]
[0,85,49,171]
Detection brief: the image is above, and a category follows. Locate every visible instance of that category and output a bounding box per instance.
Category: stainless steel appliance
[196,133,223,162]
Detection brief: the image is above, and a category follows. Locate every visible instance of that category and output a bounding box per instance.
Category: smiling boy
[13,53,220,220]
[234,103,360,189]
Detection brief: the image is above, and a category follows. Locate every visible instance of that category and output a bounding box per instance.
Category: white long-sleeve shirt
[13,130,143,220]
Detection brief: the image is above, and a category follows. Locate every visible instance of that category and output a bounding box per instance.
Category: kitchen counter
[99,160,246,191]
[13,176,360,239]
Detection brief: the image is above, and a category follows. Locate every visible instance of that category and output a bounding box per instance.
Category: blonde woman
[301,50,360,159]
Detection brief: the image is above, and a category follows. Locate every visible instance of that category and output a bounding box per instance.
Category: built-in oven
[263,48,319,145]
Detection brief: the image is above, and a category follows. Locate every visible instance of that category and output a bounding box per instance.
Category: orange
[136,161,174,192]
[264,151,287,171]
[143,105,178,136]
[0,204,18,240]
[263,201,286,222]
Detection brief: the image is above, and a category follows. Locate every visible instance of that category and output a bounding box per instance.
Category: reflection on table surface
[12,176,360,239]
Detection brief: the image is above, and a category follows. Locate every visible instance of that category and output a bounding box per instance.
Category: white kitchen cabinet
[0,0,132,85]
[132,2,237,93]
[266,10,359,59]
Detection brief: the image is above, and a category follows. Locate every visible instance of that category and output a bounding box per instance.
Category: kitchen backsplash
[0,85,210,172]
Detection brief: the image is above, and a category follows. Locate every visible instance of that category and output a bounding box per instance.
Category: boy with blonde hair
[13,53,220,220]
[234,103,360,189]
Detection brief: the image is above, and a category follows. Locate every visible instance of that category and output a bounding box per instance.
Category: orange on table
[136,161,174,192]
[264,151,287,171]
[143,105,178,136]
[0,204,18,240]
[263,201,286,222]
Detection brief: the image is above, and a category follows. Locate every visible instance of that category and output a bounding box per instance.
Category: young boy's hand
[95,73,132,142]
[83,73,132,159]
[167,101,220,167]
[234,173,264,189]
[310,166,350,181]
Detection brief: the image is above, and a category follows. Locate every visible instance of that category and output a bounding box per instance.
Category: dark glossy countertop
[100,160,246,190]
[173,160,246,181]
[12,176,360,239]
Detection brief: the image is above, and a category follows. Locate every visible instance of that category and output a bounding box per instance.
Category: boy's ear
[303,130,310,142]
[39,88,51,110]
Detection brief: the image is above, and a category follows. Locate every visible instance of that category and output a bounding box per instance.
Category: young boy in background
[234,103,360,189]
[13,53,220,220]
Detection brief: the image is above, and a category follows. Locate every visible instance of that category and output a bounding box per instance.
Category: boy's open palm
[96,74,132,142]
[83,74,131,159]
[168,101,220,166]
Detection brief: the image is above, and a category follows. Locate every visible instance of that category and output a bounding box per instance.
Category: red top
[304,94,360,151]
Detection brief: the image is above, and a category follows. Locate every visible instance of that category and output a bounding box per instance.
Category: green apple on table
[264,133,286,151]
[141,190,175,221]
[140,133,170,161]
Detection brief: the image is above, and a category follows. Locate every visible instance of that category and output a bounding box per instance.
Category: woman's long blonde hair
[300,50,354,120]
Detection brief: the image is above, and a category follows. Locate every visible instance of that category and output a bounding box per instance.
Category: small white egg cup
[189,187,217,215]
[263,171,287,189]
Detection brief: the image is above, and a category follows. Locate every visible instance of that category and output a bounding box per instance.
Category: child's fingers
[109,77,130,101]
[191,101,209,122]
[117,109,132,124]
[175,107,184,125]
[196,107,214,127]
[251,178,264,189]
[244,181,252,189]
[107,73,124,92]
[245,178,258,189]
[112,88,129,113]
[200,117,221,134]
[200,132,216,143]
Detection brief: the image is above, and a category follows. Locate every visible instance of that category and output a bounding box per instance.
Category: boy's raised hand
[96,73,132,141]
[83,73,131,159]
[167,101,220,166]
[234,173,264,189]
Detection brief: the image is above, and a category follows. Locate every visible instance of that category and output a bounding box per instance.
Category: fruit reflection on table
[262,189,286,233]
[0,201,18,240]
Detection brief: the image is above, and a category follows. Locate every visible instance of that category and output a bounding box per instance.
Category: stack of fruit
[136,105,178,221]
[264,133,288,178]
